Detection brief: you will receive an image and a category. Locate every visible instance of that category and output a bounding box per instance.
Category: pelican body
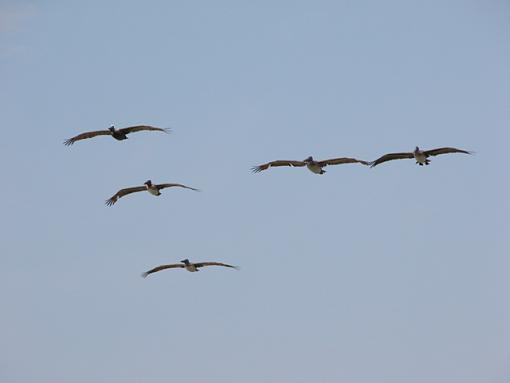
[303,156,326,174]
[144,180,162,196]
[182,259,199,272]
[413,147,430,166]
[108,126,129,141]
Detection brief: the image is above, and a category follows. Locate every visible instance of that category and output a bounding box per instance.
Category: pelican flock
[64,123,473,278]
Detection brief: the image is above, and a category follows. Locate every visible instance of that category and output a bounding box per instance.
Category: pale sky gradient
[1,1,510,382]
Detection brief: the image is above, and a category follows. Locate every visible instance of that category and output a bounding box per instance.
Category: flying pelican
[142,259,239,277]
[64,125,169,145]
[252,156,369,174]
[370,146,472,167]
[106,180,199,206]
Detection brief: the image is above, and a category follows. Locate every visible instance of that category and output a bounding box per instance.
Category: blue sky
[1,1,509,382]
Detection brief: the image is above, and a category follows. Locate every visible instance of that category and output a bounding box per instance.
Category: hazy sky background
[1,1,509,382]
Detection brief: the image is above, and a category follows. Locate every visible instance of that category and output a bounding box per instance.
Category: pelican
[106,180,199,206]
[370,146,472,167]
[252,156,369,174]
[64,125,169,145]
[142,259,239,277]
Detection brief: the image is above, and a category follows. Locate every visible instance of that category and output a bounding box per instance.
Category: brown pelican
[142,259,239,277]
[106,180,199,206]
[370,146,472,167]
[252,156,369,174]
[64,125,169,145]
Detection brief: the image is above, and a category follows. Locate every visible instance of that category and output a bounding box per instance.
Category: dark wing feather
[117,125,170,135]
[142,264,185,277]
[156,183,200,192]
[194,262,239,270]
[424,147,472,157]
[369,152,414,167]
[105,186,147,206]
[63,130,111,146]
[318,157,370,167]
[251,160,306,173]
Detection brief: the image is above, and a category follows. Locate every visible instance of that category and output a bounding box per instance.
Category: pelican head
[304,156,314,163]
[144,180,153,187]
[108,126,115,132]
[414,146,420,153]
[181,259,190,265]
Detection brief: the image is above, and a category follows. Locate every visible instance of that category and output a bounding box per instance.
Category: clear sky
[1,1,509,382]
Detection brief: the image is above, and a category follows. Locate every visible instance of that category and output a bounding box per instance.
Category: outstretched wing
[105,186,146,206]
[195,262,239,270]
[118,125,170,135]
[251,160,306,173]
[142,264,185,277]
[156,183,200,192]
[64,130,111,146]
[318,157,370,167]
[369,152,414,167]
[424,147,472,157]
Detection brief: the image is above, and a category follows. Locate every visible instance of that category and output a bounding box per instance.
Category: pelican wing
[64,130,111,146]
[369,152,414,167]
[117,125,170,135]
[318,157,370,167]
[142,263,185,277]
[156,183,200,192]
[105,186,146,206]
[251,160,306,173]
[424,147,472,157]
[194,262,239,270]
